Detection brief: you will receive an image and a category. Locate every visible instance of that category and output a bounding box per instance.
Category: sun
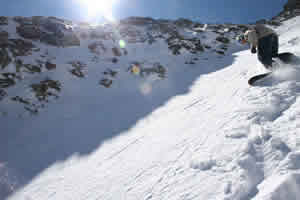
[78,0,117,21]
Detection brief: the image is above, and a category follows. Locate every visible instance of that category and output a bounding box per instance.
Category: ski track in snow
[1,16,300,200]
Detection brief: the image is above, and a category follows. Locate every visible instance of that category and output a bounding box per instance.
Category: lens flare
[131,65,141,75]
[140,83,152,95]
[78,0,117,22]
[119,40,126,48]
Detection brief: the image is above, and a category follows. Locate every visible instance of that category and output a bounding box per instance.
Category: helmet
[237,34,247,44]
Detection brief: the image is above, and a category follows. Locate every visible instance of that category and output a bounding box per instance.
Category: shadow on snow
[0,50,241,199]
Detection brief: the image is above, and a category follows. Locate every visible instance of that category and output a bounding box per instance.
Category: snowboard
[248,52,295,86]
[248,72,272,86]
[275,52,295,63]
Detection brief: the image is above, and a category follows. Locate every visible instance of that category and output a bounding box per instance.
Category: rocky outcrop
[166,35,204,55]
[0,15,250,115]
[0,89,6,101]
[45,61,56,70]
[0,49,11,69]
[16,25,42,40]
[120,17,155,26]
[31,79,61,102]
[68,61,87,78]
[270,0,300,24]
[174,18,194,28]
[0,73,16,88]
[15,16,80,47]
[9,39,35,57]
[216,36,230,44]
[0,16,8,25]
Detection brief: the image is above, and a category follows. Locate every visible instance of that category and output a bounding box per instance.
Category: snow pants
[257,33,278,68]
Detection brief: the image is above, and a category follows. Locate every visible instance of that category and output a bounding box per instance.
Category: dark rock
[0,31,9,40]
[15,16,80,47]
[120,27,146,43]
[112,58,118,63]
[45,61,56,70]
[268,20,281,26]
[24,64,41,73]
[216,50,225,55]
[166,35,204,55]
[112,47,122,56]
[88,41,107,54]
[103,69,118,77]
[0,16,8,25]
[31,79,61,102]
[174,18,194,27]
[13,16,33,25]
[284,0,297,10]
[13,59,41,74]
[41,32,80,47]
[0,48,12,69]
[68,61,86,78]
[216,36,230,44]
[100,79,113,88]
[40,33,60,46]
[70,68,85,78]
[9,39,35,56]
[0,31,9,47]
[31,16,44,25]
[142,63,166,78]
[61,33,80,47]
[16,24,42,40]
[11,96,30,105]
[121,17,155,26]
[42,19,65,35]
[0,75,15,88]
[0,89,7,101]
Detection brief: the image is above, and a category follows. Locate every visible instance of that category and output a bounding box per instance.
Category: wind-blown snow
[1,16,300,200]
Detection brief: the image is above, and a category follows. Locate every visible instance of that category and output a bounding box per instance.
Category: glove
[251,47,257,54]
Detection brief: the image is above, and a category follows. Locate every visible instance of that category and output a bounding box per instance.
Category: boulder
[0,48,12,69]
[40,33,60,46]
[174,18,194,27]
[9,39,35,57]
[16,24,42,40]
[13,16,33,25]
[0,31,9,46]
[0,89,7,101]
[112,47,122,56]
[61,33,80,47]
[0,16,8,25]
[216,36,230,44]
[45,61,56,70]
[121,17,155,26]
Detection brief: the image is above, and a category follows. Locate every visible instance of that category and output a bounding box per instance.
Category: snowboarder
[239,24,279,69]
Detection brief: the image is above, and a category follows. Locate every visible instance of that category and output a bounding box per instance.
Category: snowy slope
[1,16,300,200]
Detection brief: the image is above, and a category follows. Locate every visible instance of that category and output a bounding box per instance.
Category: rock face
[15,16,80,47]
[0,15,251,115]
[270,0,300,23]
[0,8,296,116]
[0,16,8,25]
[284,0,300,11]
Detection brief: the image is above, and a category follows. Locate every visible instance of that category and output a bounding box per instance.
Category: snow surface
[1,16,300,200]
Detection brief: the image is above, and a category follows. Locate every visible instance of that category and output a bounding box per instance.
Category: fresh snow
[1,16,300,200]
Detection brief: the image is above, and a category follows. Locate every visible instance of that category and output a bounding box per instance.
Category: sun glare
[79,0,117,21]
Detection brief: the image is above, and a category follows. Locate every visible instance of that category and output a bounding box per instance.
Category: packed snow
[1,16,300,200]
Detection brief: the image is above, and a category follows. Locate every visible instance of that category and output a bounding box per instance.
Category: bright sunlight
[78,0,118,22]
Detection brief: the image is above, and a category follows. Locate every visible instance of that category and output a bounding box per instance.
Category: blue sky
[0,0,288,24]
